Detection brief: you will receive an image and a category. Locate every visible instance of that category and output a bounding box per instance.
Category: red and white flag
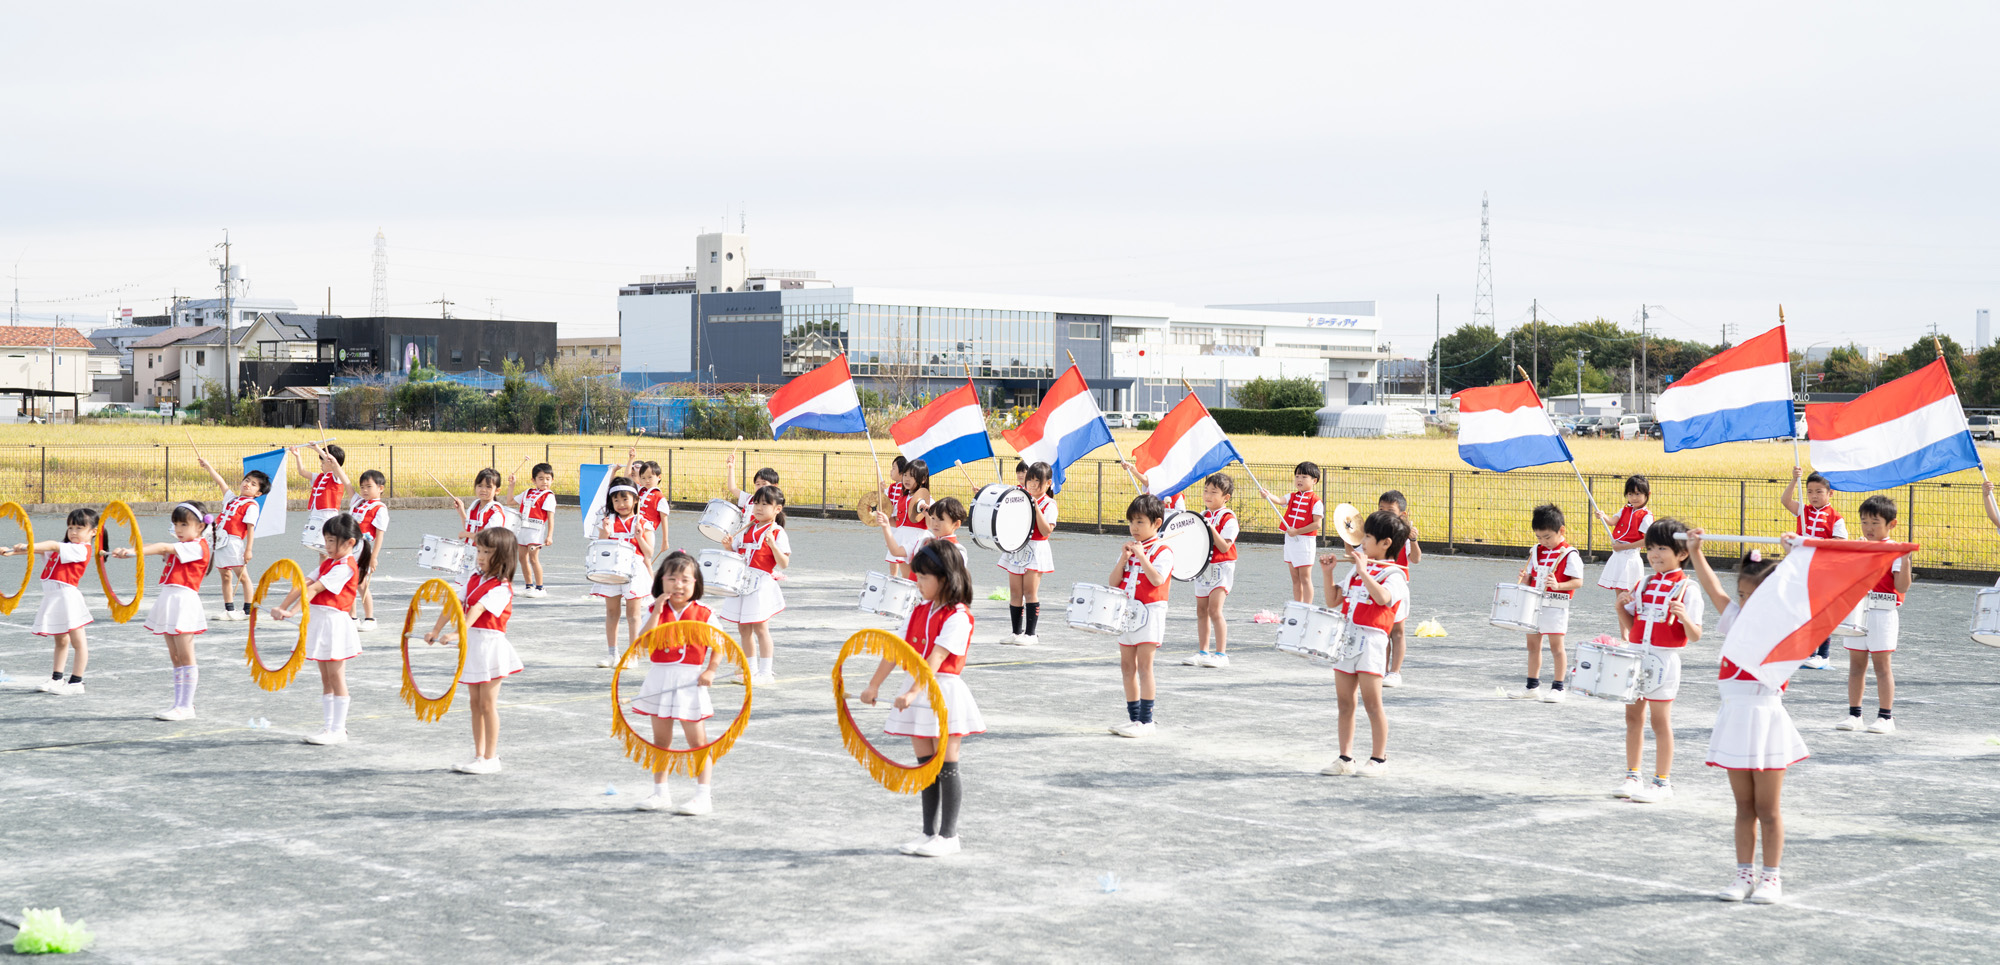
[1719,538,1917,688]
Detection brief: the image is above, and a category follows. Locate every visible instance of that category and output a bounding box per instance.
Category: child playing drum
[348,469,389,631]
[1184,472,1239,669]
[509,462,557,597]
[1315,510,1410,777]
[594,478,656,669]
[1109,494,1173,738]
[290,443,348,554]
[876,497,968,565]
[1378,490,1420,687]
[1613,517,1704,803]
[454,468,510,540]
[715,486,790,685]
[1510,503,1582,703]
[998,461,1057,646]
[723,452,780,511]
[884,459,932,580]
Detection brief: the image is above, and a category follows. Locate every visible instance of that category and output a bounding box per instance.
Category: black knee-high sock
[1009,605,1024,634]
[1025,602,1040,635]
[1138,698,1154,724]
[936,762,962,839]
[917,754,937,835]
[1816,638,1831,659]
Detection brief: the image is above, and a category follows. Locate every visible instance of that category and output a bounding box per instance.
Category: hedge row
[1210,407,1319,436]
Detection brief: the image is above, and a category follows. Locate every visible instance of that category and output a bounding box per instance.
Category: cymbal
[854,490,881,522]
[1331,502,1363,546]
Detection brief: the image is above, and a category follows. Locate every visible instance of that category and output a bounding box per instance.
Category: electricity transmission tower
[1474,193,1495,330]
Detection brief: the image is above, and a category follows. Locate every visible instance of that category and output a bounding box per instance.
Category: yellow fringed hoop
[96,500,143,623]
[609,622,752,777]
[832,628,949,795]
[400,578,468,722]
[0,501,32,615]
[244,558,310,692]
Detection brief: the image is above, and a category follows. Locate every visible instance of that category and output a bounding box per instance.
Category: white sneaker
[1019,634,1038,647]
[358,618,378,632]
[634,788,670,811]
[1001,633,1023,646]
[1110,720,1154,738]
[524,587,546,599]
[676,793,713,816]
[450,757,481,773]
[1865,716,1897,735]
[751,672,776,686]
[1614,774,1642,798]
[229,609,249,622]
[302,729,349,746]
[154,706,196,721]
[35,678,61,693]
[1382,671,1403,688]
[1509,687,1542,700]
[597,653,615,668]
[1630,781,1674,804]
[1716,869,1757,901]
[1834,714,1862,731]
[1320,757,1358,776]
[1746,873,1784,904]
[1182,651,1208,666]
[56,681,84,696]
[1204,652,1230,668]
[897,834,935,855]
[458,757,502,774]
[1802,654,1829,670]
[911,836,962,857]
[1539,687,1568,704]
[1356,758,1390,778]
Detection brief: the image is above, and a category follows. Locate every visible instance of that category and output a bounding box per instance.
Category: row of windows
[780,303,1059,379]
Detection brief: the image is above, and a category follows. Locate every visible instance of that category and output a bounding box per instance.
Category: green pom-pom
[12,907,95,954]
[986,588,1008,601]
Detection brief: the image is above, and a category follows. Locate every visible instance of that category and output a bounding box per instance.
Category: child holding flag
[1780,468,1846,670]
[1262,462,1323,606]
[1612,517,1704,804]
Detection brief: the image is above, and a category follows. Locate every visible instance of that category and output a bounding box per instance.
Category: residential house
[558,336,620,372]
[0,325,98,420]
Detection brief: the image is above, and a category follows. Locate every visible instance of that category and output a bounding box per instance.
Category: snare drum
[516,515,548,547]
[1275,602,1347,665]
[1489,583,1545,633]
[417,534,474,575]
[969,484,1034,553]
[497,507,523,533]
[584,538,641,585]
[697,499,747,544]
[857,570,922,621]
[1157,509,1212,583]
[300,508,337,550]
[1567,639,1645,703]
[1067,582,1143,636]
[1972,587,2000,648]
[1832,598,1868,637]
[699,548,751,597]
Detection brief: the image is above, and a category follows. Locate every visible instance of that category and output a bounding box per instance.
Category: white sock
[759,657,773,675]
[332,696,351,732]
[170,666,187,708]
[322,695,336,732]
[688,783,710,800]
[183,666,199,710]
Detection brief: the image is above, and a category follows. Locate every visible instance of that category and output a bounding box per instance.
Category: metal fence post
[599,446,605,466]
[1446,472,1455,552]
[667,448,675,507]
[1738,480,1747,539]
[490,444,496,469]
[39,447,46,503]
[164,447,170,502]
[1586,475,1597,557]
[821,452,829,514]
[1908,484,1917,546]
[388,445,396,498]
[1096,461,1104,534]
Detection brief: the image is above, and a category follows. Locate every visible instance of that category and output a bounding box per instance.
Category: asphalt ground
[3,508,1999,964]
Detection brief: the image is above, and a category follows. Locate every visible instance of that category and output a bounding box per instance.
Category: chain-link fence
[5,443,1993,581]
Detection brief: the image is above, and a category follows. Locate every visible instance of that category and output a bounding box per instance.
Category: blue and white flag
[243,448,289,537]
[579,463,616,539]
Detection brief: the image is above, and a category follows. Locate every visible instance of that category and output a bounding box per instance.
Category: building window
[452,350,463,364]
[1111,327,1145,343]
[589,348,599,356]
[1172,327,1213,346]
[1216,327,1262,348]
[389,335,437,374]
[709,252,718,263]
[1069,322,1100,340]
[726,251,734,261]
[195,350,205,365]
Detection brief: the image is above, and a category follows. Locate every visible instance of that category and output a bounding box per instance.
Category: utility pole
[431,295,454,319]
[1508,335,1515,380]
[1575,348,1585,413]
[1432,294,1441,413]
[216,231,234,399]
[1531,298,1539,387]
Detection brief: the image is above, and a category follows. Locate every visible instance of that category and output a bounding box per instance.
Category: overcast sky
[4,2,1996,355]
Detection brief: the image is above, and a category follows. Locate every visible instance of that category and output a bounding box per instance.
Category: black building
[240,315,559,393]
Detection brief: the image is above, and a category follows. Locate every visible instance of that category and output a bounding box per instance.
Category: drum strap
[1640,580,1689,647]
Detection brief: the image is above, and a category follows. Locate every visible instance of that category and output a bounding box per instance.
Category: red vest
[464,500,508,540]
[650,599,715,665]
[220,494,259,539]
[603,512,650,556]
[310,554,358,611]
[519,489,555,524]
[1625,570,1691,648]
[638,488,665,530]
[737,521,785,574]
[1345,560,1408,633]
[1611,506,1653,543]
[1028,494,1056,542]
[1797,504,1843,539]
[464,572,513,631]
[1204,507,1238,563]
[904,601,972,676]
[1283,491,1321,534]
[40,543,88,586]
[1119,537,1173,605]
[1532,542,1582,599]
[159,540,211,590]
[1870,543,1905,602]
[348,498,386,541]
[310,472,344,511]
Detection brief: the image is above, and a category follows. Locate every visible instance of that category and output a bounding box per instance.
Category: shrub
[1135,418,1159,430]
[1231,376,1324,410]
[1211,407,1319,436]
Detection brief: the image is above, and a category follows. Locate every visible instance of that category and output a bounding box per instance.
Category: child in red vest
[1781,468,1846,669]
[1316,510,1411,777]
[197,457,268,621]
[632,551,727,815]
[7,508,107,695]
[1613,517,1705,803]
[1109,494,1173,738]
[272,513,371,745]
[424,527,523,774]
[141,503,212,720]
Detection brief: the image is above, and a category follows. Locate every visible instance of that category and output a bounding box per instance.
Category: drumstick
[426,472,457,501]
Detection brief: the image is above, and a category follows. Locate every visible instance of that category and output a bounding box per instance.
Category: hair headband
[175,503,213,527]
[610,485,637,496]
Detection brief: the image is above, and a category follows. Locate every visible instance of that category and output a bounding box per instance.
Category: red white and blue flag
[1452,380,1572,472]
[891,382,993,469]
[1719,537,1916,688]
[1656,325,1795,451]
[1001,365,1112,493]
[767,356,867,438]
[1133,393,1242,498]
[1806,358,1979,491]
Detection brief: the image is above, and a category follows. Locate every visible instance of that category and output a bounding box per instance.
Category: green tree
[1972,345,2000,407]
[1877,334,1968,388]
[1813,345,1875,394]
[1232,376,1323,410]
[1434,323,1506,392]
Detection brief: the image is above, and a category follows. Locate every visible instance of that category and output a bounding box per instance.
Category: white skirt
[631,661,713,721]
[714,571,784,624]
[1597,548,1644,590]
[997,540,1054,575]
[1706,679,1809,770]
[885,525,927,564]
[461,627,523,685]
[145,584,209,636]
[305,604,361,662]
[885,673,985,738]
[32,580,94,636]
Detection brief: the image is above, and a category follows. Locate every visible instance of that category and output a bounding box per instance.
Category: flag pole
[1933,333,1991,485]
[1784,305,1803,471]
[1520,364,1614,544]
[1072,349,1139,493]
[1180,376,1278,510]
[966,363,1003,484]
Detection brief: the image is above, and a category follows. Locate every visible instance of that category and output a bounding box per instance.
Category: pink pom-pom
[1748,549,1762,563]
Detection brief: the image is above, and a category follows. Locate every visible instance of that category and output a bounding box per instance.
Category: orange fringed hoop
[96,500,143,623]
[0,502,32,615]
[399,578,467,722]
[609,622,752,777]
[244,558,310,692]
[832,628,949,795]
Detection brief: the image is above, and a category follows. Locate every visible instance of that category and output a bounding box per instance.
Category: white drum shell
[417,534,473,575]
[584,539,641,585]
[1489,583,1545,633]
[301,508,337,550]
[1973,587,2000,648]
[857,570,922,621]
[969,484,1034,553]
[1066,582,1142,635]
[1158,509,1212,582]
[1568,641,1644,703]
[697,499,746,544]
[1275,602,1347,665]
[699,548,751,597]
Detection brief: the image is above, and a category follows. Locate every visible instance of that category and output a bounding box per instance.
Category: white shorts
[1641,646,1682,702]
[1848,602,1899,653]
[460,628,523,685]
[213,534,246,570]
[144,584,208,637]
[631,661,713,721]
[885,673,986,737]
[1535,595,1572,636]
[305,604,361,662]
[1706,679,1809,771]
[999,540,1054,575]
[1116,601,1168,647]
[32,580,93,637]
[1283,534,1319,568]
[1334,625,1390,677]
[592,568,651,602]
[1194,561,1235,599]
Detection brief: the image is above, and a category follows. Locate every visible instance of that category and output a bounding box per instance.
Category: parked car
[1970,415,2000,441]
[1572,415,1610,437]
[1614,414,1657,440]
[1104,412,1127,429]
[1552,417,1579,436]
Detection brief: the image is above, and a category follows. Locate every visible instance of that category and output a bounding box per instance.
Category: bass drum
[1157,509,1212,582]
[969,483,1034,553]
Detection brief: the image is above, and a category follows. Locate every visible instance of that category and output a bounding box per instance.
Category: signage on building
[1306,316,1363,328]
[338,348,373,364]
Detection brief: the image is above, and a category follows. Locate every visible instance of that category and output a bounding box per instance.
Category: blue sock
[1138,699,1154,724]
[1126,700,1140,722]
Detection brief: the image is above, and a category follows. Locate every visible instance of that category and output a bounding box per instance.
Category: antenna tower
[1474,193,1494,330]
[370,229,389,317]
